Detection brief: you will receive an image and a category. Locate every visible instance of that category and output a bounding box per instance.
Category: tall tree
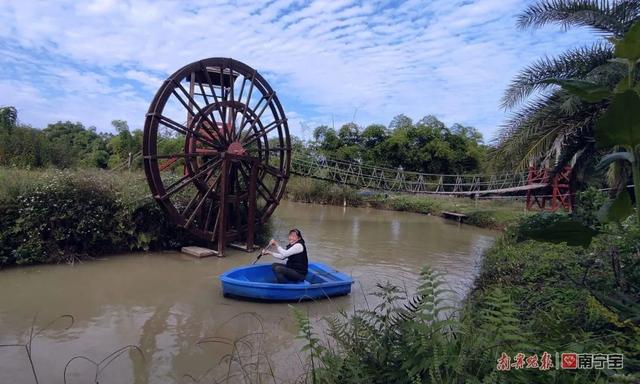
[0,106,17,132]
[389,114,413,131]
[360,124,389,163]
[108,120,138,168]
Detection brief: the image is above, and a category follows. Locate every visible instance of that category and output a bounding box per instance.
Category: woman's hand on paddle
[269,239,278,247]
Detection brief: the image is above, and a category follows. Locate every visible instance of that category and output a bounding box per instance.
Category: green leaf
[614,21,640,63]
[542,79,610,103]
[595,90,640,149]
[596,190,633,223]
[614,75,631,93]
[519,217,598,247]
[596,151,635,171]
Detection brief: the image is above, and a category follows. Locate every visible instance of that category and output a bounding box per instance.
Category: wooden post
[246,160,258,251]
[127,152,133,170]
[217,156,228,256]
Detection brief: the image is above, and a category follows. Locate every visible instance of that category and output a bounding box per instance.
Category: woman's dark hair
[289,228,303,239]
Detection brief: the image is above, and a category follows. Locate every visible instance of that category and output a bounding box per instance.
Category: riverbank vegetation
[0,168,194,266]
[293,214,640,383]
[0,167,275,268]
[286,175,527,229]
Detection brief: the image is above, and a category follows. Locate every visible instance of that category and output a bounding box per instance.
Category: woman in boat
[263,228,308,283]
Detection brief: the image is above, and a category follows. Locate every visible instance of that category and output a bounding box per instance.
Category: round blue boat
[219,262,354,301]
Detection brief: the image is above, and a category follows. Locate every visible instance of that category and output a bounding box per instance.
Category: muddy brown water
[0,200,497,383]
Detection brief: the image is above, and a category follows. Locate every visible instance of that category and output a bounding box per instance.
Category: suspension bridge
[125,148,573,214]
[289,150,573,212]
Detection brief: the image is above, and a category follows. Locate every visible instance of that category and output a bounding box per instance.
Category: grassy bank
[293,215,640,383]
[286,175,528,229]
[0,167,275,267]
[0,167,198,267]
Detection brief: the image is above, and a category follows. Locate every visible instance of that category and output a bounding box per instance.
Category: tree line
[309,114,487,174]
[0,106,185,170]
[0,106,134,169]
[0,107,488,175]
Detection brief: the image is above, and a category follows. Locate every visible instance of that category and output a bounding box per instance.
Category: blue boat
[219,262,354,301]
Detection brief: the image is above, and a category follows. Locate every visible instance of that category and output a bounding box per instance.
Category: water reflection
[0,200,497,383]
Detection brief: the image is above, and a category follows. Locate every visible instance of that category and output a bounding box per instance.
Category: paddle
[252,245,271,264]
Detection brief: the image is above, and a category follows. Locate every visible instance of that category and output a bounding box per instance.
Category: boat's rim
[219,262,354,290]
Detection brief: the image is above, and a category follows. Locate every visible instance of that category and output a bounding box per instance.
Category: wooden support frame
[217,156,228,255]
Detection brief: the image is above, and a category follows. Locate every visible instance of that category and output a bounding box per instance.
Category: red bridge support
[525,166,572,212]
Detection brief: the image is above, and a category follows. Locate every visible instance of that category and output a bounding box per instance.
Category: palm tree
[494,0,640,186]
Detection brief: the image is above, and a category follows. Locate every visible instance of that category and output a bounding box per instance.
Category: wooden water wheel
[142,58,290,256]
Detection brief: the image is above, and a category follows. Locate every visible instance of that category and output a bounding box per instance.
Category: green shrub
[387,195,439,214]
[465,210,497,227]
[509,212,571,242]
[574,186,607,227]
[0,169,197,266]
[286,176,364,206]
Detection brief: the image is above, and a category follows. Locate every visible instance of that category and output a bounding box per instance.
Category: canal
[0,200,497,383]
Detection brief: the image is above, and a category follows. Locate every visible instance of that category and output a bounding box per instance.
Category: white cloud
[0,0,599,140]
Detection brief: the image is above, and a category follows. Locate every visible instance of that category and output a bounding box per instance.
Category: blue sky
[0,0,599,142]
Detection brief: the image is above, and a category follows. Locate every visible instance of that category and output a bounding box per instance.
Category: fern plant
[291,267,469,383]
[292,264,619,383]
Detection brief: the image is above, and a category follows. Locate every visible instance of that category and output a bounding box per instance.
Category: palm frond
[495,45,626,172]
[517,0,640,36]
[493,93,566,167]
[493,90,607,171]
[501,43,613,109]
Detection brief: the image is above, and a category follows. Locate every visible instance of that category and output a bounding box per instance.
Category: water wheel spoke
[239,162,277,202]
[235,72,256,140]
[171,78,209,117]
[184,172,222,229]
[259,163,285,178]
[151,113,219,149]
[225,103,235,143]
[237,94,274,141]
[159,158,221,199]
[203,195,217,233]
[180,164,219,217]
[196,76,211,106]
[219,64,228,122]
[144,151,219,160]
[171,80,226,147]
[241,119,285,146]
[198,62,226,122]
[211,208,221,242]
[194,80,229,145]
[236,77,247,106]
